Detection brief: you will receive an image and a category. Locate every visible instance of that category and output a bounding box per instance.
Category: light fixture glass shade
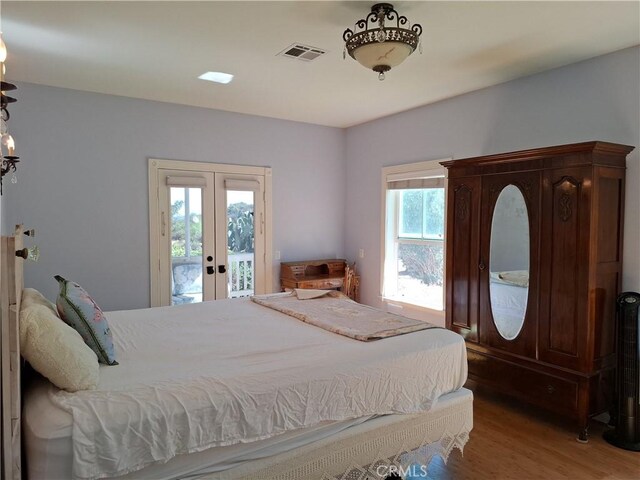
[342,4,422,79]
[352,41,413,71]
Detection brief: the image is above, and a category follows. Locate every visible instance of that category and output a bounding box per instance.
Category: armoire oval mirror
[489,184,530,340]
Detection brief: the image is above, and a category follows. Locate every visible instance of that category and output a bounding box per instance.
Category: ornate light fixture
[343,3,423,80]
[0,32,19,195]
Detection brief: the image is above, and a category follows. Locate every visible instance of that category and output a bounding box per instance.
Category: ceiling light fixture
[343,3,423,81]
[198,71,234,84]
[0,32,19,195]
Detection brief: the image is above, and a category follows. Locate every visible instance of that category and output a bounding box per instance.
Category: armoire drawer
[467,350,579,415]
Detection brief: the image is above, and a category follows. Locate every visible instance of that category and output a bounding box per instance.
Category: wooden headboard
[1,225,24,480]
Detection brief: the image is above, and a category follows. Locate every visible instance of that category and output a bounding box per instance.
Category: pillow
[54,275,118,365]
[21,288,58,316]
[20,304,99,392]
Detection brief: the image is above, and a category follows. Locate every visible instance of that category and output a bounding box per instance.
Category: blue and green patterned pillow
[54,275,118,365]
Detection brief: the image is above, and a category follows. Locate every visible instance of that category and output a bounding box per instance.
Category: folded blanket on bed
[251,290,436,341]
[490,270,529,287]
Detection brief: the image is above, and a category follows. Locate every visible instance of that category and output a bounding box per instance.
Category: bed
[2,226,473,480]
[489,271,529,340]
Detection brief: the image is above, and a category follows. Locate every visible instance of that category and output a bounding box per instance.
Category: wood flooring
[426,388,639,480]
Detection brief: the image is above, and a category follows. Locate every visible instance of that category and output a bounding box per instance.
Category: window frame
[380,159,449,317]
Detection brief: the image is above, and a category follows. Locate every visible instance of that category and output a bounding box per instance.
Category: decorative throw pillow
[54,275,118,365]
[20,304,99,392]
[21,288,58,315]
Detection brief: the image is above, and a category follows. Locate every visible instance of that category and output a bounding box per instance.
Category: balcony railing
[228,252,254,298]
[170,252,254,303]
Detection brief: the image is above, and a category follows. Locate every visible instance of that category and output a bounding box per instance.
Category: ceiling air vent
[278,44,326,62]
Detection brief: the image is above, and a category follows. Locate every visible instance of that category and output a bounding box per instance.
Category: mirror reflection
[489,184,529,340]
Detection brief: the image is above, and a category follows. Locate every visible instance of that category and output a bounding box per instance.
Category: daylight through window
[383,168,446,311]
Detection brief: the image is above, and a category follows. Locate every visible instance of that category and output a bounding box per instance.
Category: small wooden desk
[280,259,360,301]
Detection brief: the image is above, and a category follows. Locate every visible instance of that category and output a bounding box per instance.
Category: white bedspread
[489,281,528,339]
[48,299,467,480]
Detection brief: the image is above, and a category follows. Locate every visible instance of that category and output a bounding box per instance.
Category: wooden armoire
[442,141,634,441]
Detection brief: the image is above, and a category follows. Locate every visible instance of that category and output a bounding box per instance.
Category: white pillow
[21,288,58,316]
[20,304,99,392]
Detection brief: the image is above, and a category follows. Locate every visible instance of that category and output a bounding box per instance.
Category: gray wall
[4,47,639,314]
[345,46,640,310]
[3,84,346,310]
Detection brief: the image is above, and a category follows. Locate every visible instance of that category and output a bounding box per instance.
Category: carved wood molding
[454,184,471,221]
[519,180,533,201]
[489,180,533,203]
[559,193,572,222]
[553,176,581,223]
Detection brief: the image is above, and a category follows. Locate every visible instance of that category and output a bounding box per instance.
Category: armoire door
[478,171,539,358]
[538,167,591,371]
[445,176,481,342]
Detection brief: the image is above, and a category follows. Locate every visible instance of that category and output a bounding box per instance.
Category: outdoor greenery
[170,200,254,258]
[227,202,254,293]
[399,189,445,238]
[398,243,444,286]
[171,200,203,257]
[227,203,254,253]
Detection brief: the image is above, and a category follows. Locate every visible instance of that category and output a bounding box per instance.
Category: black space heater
[604,291,640,451]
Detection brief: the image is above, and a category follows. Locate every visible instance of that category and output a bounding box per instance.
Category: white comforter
[49,299,467,480]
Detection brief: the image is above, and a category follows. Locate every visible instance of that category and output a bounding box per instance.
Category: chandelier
[343,3,423,80]
[0,32,19,195]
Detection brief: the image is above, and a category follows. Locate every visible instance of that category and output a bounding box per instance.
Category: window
[382,161,446,311]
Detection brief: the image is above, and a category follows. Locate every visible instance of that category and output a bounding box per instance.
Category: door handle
[218,265,227,274]
[206,266,215,275]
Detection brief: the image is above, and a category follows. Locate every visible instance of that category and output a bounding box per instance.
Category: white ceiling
[2,1,639,128]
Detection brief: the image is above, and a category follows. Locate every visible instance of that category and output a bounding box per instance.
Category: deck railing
[171,253,253,300]
[228,252,254,298]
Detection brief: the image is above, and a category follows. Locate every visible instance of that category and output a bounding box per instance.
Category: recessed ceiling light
[198,71,234,84]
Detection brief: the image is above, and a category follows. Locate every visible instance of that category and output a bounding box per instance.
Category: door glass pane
[170,187,203,305]
[227,190,254,298]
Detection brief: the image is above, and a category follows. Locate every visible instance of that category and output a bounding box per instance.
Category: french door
[149,160,272,307]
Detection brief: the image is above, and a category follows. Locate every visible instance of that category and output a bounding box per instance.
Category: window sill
[381,296,445,317]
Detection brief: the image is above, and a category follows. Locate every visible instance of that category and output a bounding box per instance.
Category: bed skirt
[210,388,473,480]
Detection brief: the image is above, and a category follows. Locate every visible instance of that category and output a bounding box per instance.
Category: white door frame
[149,158,273,307]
